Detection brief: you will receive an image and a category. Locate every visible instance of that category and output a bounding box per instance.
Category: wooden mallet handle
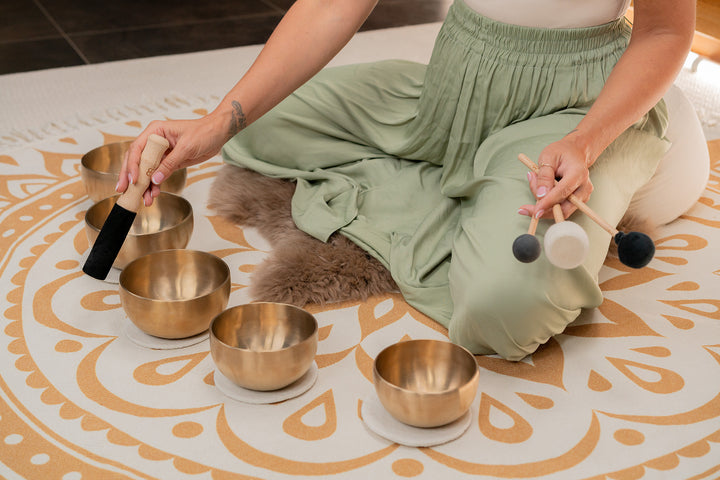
[527,216,539,235]
[117,134,169,213]
[517,153,619,236]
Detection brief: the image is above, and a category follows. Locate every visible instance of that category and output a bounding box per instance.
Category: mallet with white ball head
[543,204,589,269]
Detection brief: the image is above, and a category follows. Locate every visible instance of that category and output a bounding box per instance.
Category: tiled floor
[0,0,453,74]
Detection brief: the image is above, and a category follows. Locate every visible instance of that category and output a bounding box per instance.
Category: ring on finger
[538,162,554,170]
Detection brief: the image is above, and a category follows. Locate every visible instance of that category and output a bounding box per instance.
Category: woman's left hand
[519,133,594,220]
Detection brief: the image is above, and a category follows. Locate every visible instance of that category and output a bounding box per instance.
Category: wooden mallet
[83,134,170,280]
[518,153,655,269]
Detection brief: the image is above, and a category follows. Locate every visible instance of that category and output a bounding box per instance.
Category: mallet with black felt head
[517,153,655,269]
[83,134,170,280]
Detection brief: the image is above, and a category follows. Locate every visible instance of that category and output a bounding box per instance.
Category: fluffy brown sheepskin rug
[207,165,398,307]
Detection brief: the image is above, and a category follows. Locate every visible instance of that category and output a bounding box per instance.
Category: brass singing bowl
[119,249,231,339]
[210,303,318,391]
[373,339,479,428]
[85,192,193,269]
[81,140,186,202]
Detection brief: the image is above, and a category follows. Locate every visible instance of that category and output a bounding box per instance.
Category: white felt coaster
[122,316,209,350]
[214,362,319,405]
[361,396,472,447]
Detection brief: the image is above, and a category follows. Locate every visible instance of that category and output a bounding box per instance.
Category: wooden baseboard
[692,30,720,63]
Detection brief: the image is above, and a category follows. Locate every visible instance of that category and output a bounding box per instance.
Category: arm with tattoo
[117,0,378,205]
[229,101,247,136]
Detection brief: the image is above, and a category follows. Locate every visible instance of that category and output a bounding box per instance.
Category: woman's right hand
[117,113,232,206]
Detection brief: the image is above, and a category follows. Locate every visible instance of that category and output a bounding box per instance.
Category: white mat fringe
[0,93,222,149]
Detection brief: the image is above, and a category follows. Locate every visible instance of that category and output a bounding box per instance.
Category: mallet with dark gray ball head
[512,215,541,263]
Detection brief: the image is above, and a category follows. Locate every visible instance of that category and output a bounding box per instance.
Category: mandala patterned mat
[1,108,719,480]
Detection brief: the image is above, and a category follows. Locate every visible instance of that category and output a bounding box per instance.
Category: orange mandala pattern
[1,115,719,480]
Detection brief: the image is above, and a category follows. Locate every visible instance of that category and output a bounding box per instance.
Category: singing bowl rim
[81,140,182,175]
[84,192,193,236]
[119,249,231,304]
[79,162,188,181]
[209,302,319,354]
[372,339,479,396]
[81,141,126,175]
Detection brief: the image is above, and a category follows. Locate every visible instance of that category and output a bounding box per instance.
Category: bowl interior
[86,193,192,236]
[120,250,229,301]
[212,303,317,352]
[375,340,477,394]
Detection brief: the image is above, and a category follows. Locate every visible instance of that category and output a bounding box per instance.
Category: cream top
[463,0,632,28]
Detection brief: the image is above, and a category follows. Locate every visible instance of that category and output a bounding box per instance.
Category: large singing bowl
[210,303,318,391]
[373,339,479,428]
[119,250,231,339]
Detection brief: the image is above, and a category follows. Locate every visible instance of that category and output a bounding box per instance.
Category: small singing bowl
[81,140,186,201]
[373,339,479,428]
[210,303,319,391]
[85,192,193,269]
[119,250,231,339]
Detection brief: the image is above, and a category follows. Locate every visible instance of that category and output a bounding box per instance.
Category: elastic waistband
[446,0,632,58]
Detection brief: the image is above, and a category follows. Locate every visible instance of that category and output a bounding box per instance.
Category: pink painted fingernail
[534,209,545,218]
[537,186,547,197]
[518,208,529,216]
[151,172,164,185]
[526,172,532,183]
[115,181,121,192]
[128,173,134,185]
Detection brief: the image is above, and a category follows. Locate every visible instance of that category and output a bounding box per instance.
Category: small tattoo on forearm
[229,100,247,135]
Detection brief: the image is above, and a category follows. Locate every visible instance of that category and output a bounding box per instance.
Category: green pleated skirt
[222,0,669,360]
